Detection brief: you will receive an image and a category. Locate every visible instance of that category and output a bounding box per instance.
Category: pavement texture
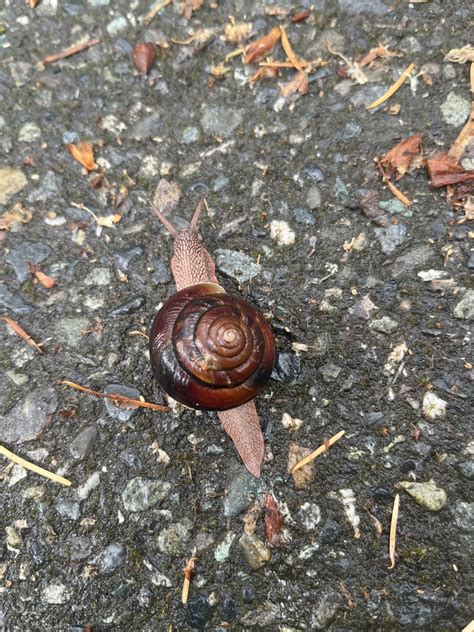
[0,0,473,630]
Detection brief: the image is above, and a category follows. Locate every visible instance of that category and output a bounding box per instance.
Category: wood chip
[0,445,71,487]
[444,46,474,64]
[388,493,400,570]
[60,380,169,411]
[290,430,345,473]
[366,62,415,110]
[1,316,43,353]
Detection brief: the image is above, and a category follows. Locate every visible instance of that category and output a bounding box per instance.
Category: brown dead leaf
[264,494,285,547]
[27,263,57,289]
[280,70,308,97]
[152,179,182,217]
[381,133,423,180]
[291,10,310,22]
[426,154,474,188]
[66,141,97,171]
[28,0,40,7]
[224,22,252,44]
[288,443,315,489]
[0,203,33,230]
[181,0,203,19]
[132,42,157,74]
[244,27,281,64]
[358,44,401,68]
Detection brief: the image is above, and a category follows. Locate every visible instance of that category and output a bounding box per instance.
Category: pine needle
[366,62,415,110]
[1,316,43,353]
[279,25,304,70]
[388,493,400,570]
[290,430,345,473]
[60,380,170,411]
[376,159,412,207]
[0,445,71,487]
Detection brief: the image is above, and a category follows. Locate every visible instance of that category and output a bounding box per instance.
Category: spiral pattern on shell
[149,283,276,410]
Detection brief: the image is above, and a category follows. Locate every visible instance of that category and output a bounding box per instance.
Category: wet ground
[1,0,473,630]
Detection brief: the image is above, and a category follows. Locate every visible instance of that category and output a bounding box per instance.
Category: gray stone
[380,199,412,218]
[55,499,81,520]
[0,387,57,444]
[69,426,98,460]
[122,477,171,512]
[28,170,63,203]
[106,16,128,36]
[130,113,161,140]
[451,501,474,532]
[215,249,260,283]
[194,532,215,554]
[457,460,474,480]
[56,317,89,347]
[180,126,200,144]
[391,245,435,277]
[298,502,321,531]
[339,0,388,15]
[0,168,27,205]
[5,240,51,282]
[440,92,471,126]
[212,175,229,192]
[374,223,407,255]
[18,122,41,142]
[41,582,71,605]
[369,316,398,334]
[84,267,111,286]
[90,543,126,573]
[200,106,243,138]
[241,601,279,627]
[319,363,341,383]
[224,470,264,517]
[68,536,93,562]
[103,384,142,422]
[150,258,171,284]
[156,523,190,557]
[293,207,315,225]
[0,285,32,314]
[453,289,474,320]
[399,480,447,512]
[238,532,271,570]
[310,591,343,629]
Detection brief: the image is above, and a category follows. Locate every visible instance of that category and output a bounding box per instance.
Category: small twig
[60,380,169,412]
[128,330,150,340]
[43,37,100,64]
[143,0,174,25]
[182,549,197,604]
[366,62,415,110]
[1,316,43,353]
[290,430,345,473]
[376,159,412,207]
[0,445,71,487]
[388,493,400,570]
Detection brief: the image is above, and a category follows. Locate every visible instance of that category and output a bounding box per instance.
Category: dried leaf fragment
[280,69,308,97]
[181,0,203,20]
[132,42,157,74]
[426,154,474,188]
[444,46,474,64]
[0,203,32,230]
[264,494,285,547]
[224,22,252,44]
[358,44,400,68]
[66,141,97,171]
[250,66,280,82]
[27,263,57,289]
[244,27,281,64]
[381,133,423,180]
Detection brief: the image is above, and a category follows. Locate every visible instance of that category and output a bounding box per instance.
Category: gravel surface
[1,0,473,630]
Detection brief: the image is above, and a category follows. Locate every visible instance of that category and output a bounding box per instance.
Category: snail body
[149,197,275,476]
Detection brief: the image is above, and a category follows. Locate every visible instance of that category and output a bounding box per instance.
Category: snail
[149,198,276,477]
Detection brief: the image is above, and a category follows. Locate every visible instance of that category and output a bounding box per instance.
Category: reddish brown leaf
[244,27,281,64]
[250,66,280,82]
[291,10,310,22]
[218,401,264,477]
[66,141,97,171]
[132,42,157,74]
[426,154,474,188]
[264,494,285,548]
[27,262,57,289]
[381,133,423,180]
[280,70,308,97]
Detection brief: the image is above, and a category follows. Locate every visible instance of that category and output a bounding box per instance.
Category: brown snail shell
[149,282,276,411]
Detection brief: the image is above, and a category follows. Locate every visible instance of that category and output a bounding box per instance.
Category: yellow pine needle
[290,430,345,473]
[366,62,415,110]
[388,493,400,570]
[0,445,71,487]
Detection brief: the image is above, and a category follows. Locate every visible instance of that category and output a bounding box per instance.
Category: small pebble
[103,383,142,422]
[399,479,447,512]
[238,532,271,570]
